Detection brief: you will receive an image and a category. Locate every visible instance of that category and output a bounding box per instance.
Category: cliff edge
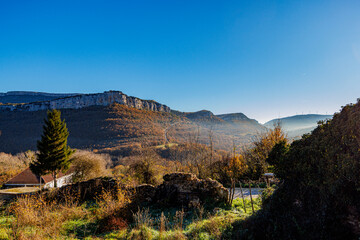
[0,91,170,113]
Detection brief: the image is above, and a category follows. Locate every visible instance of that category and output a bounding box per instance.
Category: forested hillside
[0,104,259,155]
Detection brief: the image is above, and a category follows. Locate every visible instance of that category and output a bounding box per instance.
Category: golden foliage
[71,150,111,182]
[0,151,34,185]
[245,124,287,179]
[227,155,248,179]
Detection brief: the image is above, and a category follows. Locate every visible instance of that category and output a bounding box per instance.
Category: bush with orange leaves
[95,186,133,233]
[210,155,248,187]
[9,195,48,227]
[95,186,130,218]
[244,123,287,180]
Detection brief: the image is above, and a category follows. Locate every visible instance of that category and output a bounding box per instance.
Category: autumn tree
[244,123,287,180]
[129,149,158,185]
[30,109,74,187]
[227,155,248,204]
[71,151,110,182]
[228,155,248,180]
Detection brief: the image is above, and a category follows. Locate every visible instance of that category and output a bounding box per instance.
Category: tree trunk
[53,172,57,188]
[249,181,255,213]
[239,181,246,213]
[231,179,235,204]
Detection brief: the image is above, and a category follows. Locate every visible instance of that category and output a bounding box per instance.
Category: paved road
[229,188,264,199]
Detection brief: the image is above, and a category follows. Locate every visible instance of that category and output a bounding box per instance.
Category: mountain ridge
[0,90,333,154]
[0,91,265,154]
[264,114,333,138]
[0,91,80,104]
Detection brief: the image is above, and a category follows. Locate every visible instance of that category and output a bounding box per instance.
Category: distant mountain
[264,114,333,138]
[0,91,79,104]
[215,113,267,141]
[0,91,266,154]
[173,110,267,144]
[176,110,224,124]
[216,113,250,122]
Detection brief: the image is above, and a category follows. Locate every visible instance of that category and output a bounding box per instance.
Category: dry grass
[0,187,39,194]
[96,186,130,219]
[133,208,153,229]
[174,209,185,230]
[0,191,262,239]
[7,192,87,239]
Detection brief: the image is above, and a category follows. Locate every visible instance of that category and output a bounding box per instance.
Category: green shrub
[236,100,360,239]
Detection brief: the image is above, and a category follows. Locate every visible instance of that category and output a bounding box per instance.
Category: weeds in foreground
[0,189,265,239]
[7,193,87,239]
[134,208,153,229]
[175,209,185,230]
[96,187,129,218]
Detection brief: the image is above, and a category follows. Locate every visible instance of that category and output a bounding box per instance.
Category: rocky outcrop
[43,174,228,208]
[133,184,157,203]
[153,173,228,207]
[0,91,170,113]
[43,177,121,202]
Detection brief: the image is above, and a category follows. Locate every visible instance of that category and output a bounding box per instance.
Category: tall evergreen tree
[30,109,74,187]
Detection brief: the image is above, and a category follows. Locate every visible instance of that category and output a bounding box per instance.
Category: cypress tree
[30,109,74,187]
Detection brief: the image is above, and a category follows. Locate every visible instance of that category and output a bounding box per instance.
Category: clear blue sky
[1,0,360,123]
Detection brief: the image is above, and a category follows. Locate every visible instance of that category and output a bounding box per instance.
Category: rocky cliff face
[0,91,170,113]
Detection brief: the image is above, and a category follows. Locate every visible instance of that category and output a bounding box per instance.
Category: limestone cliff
[0,91,170,113]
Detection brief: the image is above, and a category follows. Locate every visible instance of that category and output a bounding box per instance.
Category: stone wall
[0,91,171,113]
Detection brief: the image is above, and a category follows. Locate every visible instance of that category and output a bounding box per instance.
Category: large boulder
[132,184,156,203]
[154,172,228,207]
